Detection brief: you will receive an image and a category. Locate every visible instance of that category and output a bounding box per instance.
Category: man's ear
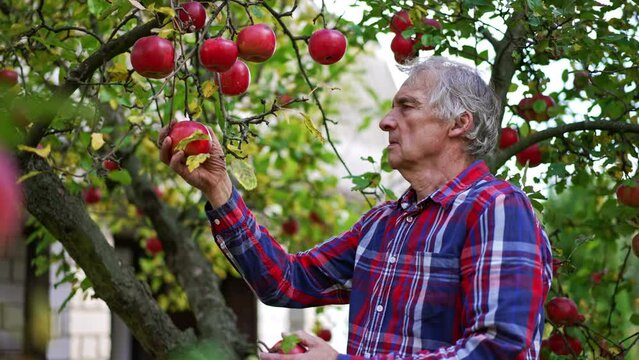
[448,111,473,138]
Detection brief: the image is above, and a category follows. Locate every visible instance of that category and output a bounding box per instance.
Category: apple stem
[257,340,271,353]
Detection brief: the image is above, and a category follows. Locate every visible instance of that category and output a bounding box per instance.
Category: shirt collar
[395,160,491,209]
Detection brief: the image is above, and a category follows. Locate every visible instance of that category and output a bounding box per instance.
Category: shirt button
[214,219,220,225]
[376,305,383,312]
[406,216,413,223]
[401,202,409,209]
[389,256,396,264]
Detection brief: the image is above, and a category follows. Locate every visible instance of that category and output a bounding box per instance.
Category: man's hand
[259,331,338,360]
[159,119,233,207]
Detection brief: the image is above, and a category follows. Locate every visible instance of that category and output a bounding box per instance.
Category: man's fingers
[168,149,187,175]
[157,119,176,148]
[292,330,321,347]
[159,137,173,165]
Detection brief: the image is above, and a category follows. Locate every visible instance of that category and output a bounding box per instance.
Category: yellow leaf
[302,114,325,144]
[175,130,209,152]
[128,115,145,124]
[91,133,105,150]
[226,143,246,157]
[188,100,202,120]
[228,158,257,191]
[157,28,176,39]
[155,6,176,17]
[18,170,42,183]
[107,63,129,82]
[186,153,210,172]
[109,99,118,110]
[17,144,51,158]
[202,80,217,98]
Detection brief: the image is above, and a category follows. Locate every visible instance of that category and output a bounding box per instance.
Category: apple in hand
[269,335,307,354]
[237,24,277,63]
[176,1,206,33]
[131,36,175,79]
[616,179,639,207]
[199,38,238,73]
[217,60,250,96]
[0,69,18,87]
[0,149,23,245]
[308,29,347,65]
[168,121,212,156]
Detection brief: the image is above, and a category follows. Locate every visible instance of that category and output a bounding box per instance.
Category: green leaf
[631,314,639,325]
[185,153,210,172]
[107,169,132,185]
[228,158,257,191]
[175,130,209,152]
[280,334,302,354]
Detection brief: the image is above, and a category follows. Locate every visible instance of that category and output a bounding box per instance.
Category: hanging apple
[199,38,238,73]
[176,1,206,33]
[499,127,519,149]
[308,29,347,65]
[237,24,277,63]
[0,69,18,87]
[217,60,250,96]
[131,36,175,79]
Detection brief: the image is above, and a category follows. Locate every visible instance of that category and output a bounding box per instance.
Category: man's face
[379,71,451,171]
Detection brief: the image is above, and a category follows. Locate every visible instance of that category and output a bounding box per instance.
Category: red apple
[168,120,212,156]
[390,10,412,34]
[199,38,238,73]
[616,179,639,207]
[218,60,250,96]
[546,297,585,326]
[131,36,175,79]
[102,159,120,171]
[498,127,519,149]
[282,218,299,236]
[145,237,163,255]
[591,270,604,285]
[0,69,18,87]
[0,149,23,245]
[176,1,206,33]
[237,24,276,63]
[516,144,543,167]
[632,234,639,258]
[82,187,101,204]
[315,328,332,342]
[573,71,590,90]
[269,337,307,354]
[548,333,582,356]
[276,94,294,107]
[390,33,417,60]
[517,94,556,122]
[394,52,413,65]
[308,29,347,65]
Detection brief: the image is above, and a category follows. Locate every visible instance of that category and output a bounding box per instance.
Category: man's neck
[400,152,475,202]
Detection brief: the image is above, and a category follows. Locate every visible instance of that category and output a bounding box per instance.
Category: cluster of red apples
[541,297,585,357]
[499,93,556,167]
[130,1,347,97]
[389,10,442,64]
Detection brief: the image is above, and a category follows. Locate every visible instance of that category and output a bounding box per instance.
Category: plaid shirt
[206,160,552,359]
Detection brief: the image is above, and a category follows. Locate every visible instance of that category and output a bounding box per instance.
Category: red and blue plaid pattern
[206,160,552,359]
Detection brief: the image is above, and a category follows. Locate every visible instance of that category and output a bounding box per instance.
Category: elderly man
[160,56,552,360]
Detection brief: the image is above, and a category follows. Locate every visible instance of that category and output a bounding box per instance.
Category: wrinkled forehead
[395,70,439,102]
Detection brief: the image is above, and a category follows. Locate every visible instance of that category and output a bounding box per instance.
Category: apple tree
[1,0,638,359]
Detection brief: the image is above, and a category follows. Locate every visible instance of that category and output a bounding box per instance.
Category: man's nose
[379,112,395,131]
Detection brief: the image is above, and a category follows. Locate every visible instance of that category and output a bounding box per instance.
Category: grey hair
[404,56,500,158]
